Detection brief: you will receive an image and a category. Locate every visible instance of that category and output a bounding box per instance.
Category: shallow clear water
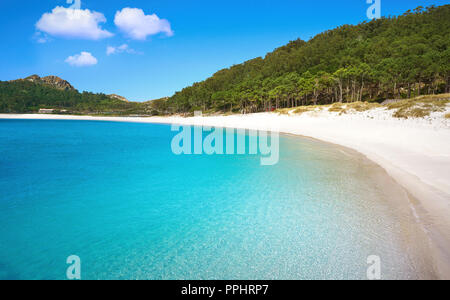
[0,119,432,279]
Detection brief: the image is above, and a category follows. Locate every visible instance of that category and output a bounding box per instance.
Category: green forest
[0,80,148,115]
[156,5,450,114]
[0,5,449,115]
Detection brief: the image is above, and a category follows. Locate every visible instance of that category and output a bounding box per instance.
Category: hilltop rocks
[10,75,129,101]
[108,94,129,102]
[17,75,75,91]
[40,76,75,91]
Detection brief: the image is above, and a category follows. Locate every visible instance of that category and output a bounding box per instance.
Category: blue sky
[0,0,448,101]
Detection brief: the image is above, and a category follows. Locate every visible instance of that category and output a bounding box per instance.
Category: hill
[155,5,450,114]
[108,94,129,102]
[15,75,76,91]
[0,76,148,115]
[10,75,130,102]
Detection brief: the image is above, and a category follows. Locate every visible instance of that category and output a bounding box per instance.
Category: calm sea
[0,119,433,279]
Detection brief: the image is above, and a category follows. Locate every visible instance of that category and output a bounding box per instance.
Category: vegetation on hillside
[0,80,149,115]
[154,5,450,114]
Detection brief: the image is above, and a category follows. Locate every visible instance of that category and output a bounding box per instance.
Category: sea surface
[0,119,433,280]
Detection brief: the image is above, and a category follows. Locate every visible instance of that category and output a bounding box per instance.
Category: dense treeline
[0,80,147,115]
[157,5,450,114]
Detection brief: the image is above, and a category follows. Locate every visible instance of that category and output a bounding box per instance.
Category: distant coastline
[1,106,450,279]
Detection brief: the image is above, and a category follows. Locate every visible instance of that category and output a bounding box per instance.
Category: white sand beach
[1,107,450,278]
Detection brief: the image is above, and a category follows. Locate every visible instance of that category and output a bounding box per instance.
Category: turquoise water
[0,119,431,280]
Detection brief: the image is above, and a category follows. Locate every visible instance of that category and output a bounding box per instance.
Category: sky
[0,0,448,101]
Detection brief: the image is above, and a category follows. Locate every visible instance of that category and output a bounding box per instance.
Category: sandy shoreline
[1,111,450,278]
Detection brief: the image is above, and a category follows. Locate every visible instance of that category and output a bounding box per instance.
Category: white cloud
[65,52,98,67]
[114,8,173,40]
[36,6,113,40]
[106,44,140,55]
[106,46,118,55]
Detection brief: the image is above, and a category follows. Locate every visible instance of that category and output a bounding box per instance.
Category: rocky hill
[0,77,150,115]
[13,75,76,91]
[108,94,129,102]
